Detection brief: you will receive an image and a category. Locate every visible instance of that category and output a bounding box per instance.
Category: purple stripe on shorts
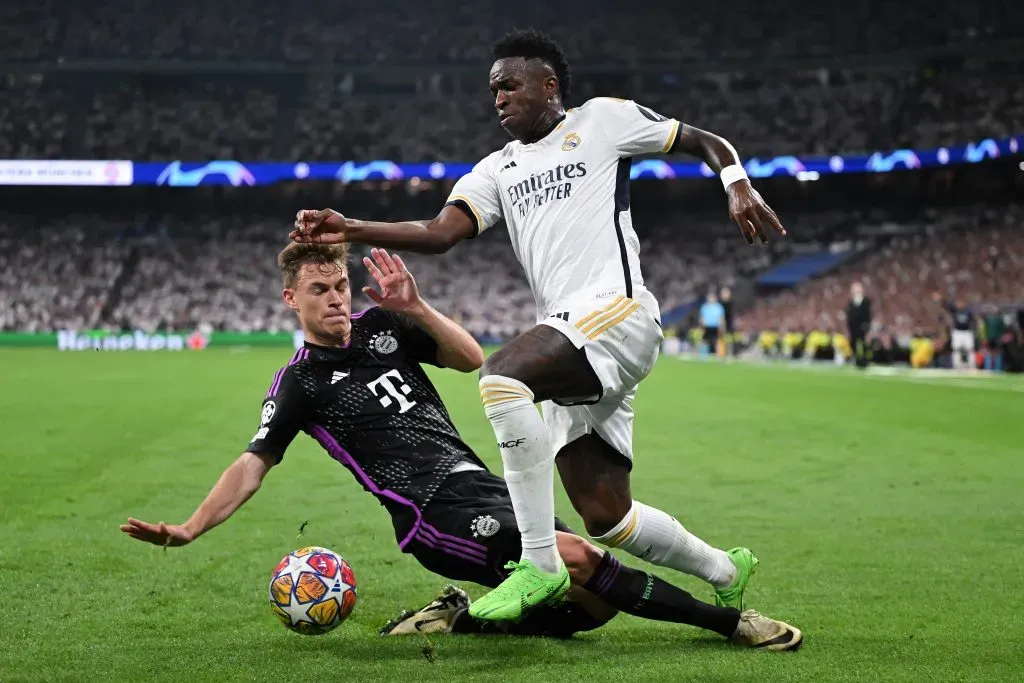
[415,532,487,566]
[417,522,488,555]
[308,422,489,560]
[417,525,487,560]
[308,424,423,550]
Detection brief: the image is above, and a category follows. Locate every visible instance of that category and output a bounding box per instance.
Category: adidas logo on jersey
[500,160,518,172]
[331,371,349,384]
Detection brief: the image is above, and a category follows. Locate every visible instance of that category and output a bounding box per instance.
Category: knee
[557,533,605,586]
[570,492,633,538]
[582,511,628,539]
[478,369,534,417]
[585,499,630,536]
[480,349,519,381]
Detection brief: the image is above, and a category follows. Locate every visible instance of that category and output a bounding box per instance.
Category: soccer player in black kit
[119,243,800,649]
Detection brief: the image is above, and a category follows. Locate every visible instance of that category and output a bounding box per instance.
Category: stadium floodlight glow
[1019,161,1024,172]
[796,171,820,182]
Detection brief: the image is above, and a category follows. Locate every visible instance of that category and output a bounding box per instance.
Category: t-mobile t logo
[367,369,417,414]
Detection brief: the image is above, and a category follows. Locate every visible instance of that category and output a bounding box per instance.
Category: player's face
[284,262,351,344]
[489,57,559,141]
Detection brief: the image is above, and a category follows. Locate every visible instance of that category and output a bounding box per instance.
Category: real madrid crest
[561,132,581,152]
[370,330,399,354]
[471,515,500,538]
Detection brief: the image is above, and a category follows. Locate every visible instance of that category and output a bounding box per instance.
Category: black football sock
[583,552,740,638]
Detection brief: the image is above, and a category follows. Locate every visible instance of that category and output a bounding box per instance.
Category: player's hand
[290,208,349,244]
[119,517,196,547]
[362,248,422,314]
[727,181,786,245]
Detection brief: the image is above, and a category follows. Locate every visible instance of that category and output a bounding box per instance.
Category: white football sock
[480,375,562,574]
[594,501,736,588]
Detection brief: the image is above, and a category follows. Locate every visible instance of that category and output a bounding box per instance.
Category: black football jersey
[846,298,872,335]
[952,307,974,331]
[246,307,488,544]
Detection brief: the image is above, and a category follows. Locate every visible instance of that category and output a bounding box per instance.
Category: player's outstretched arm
[362,247,484,372]
[290,205,475,254]
[119,451,275,547]
[671,124,787,245]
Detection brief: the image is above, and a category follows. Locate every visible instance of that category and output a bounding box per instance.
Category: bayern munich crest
[471,515,500,538]
[370,331,399,354]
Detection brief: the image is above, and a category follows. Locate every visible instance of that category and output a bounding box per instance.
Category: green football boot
[468,560,570,622]
[714,547,759,611]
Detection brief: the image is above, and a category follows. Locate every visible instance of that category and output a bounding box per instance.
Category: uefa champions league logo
[261,401,276,426]
[156,161,257,187]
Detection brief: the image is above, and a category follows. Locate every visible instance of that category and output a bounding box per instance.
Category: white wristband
[720,164,748,191]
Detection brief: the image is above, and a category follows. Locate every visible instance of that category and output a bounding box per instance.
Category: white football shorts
[539,293,663,464]
[951,329,975,353]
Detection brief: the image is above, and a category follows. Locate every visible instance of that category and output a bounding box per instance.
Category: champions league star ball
[268,546,357,635]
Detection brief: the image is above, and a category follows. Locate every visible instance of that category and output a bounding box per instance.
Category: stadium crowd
[738,205,1024,336]
[3,204,1021,372]
[0,213,768,340]
[1,1,1021,371]
[2,1,1016,64]
[719,204,1024,371]
[1,0,1021,162]
[3,63,1020,162]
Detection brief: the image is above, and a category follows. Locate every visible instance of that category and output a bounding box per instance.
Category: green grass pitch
[0,349,1021,682]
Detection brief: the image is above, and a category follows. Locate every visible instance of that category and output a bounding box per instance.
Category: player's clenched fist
[290,208,349,244]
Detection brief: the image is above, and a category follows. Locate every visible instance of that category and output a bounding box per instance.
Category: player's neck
[304,329,352,349]
[520,109,566,144]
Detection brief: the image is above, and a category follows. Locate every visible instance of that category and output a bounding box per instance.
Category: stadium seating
[738,204,1024,337]
[3,205,1020,342]
[0,1,1020,161]
[3,0,1015,64]
[4,63,1019,161]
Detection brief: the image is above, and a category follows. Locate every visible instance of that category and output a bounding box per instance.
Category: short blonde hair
[276,242,350,288]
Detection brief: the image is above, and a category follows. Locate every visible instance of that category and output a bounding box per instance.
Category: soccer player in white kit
[292,28,789,623]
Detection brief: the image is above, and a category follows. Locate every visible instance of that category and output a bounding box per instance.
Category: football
[268,546,358,635]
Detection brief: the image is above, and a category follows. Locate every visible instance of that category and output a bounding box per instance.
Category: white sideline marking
[667,354,1024,394]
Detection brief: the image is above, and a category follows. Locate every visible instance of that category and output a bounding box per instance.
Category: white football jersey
[446,97,679,322]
